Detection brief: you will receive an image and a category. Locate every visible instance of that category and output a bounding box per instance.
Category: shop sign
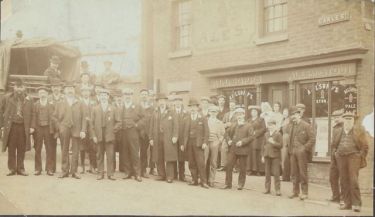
[315,82,328,104]
[318,11,350,26]
[229,89,255,100]
[344,85,357,114]
[288,63,355,81]
[210,75,262,89]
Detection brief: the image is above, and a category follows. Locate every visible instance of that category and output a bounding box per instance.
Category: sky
[1,0,141,77]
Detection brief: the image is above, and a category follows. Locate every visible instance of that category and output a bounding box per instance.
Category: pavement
[0,150,373,216]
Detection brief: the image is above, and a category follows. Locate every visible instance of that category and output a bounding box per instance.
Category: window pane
[314,82,329,157]
[300,83,313,118]
[274,17,282,32]
[275,4,282,18]
[331,81,345,115]
[282,4,288,16]
[268,6,274,19]
[315,82,329,118]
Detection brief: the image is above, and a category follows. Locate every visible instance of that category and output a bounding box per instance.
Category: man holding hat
[120,88,143,182]
[223,107,254,190]
[248,105,267,176]
[44,55,62,83]
[149,93,179,183]
[79,85,98,174]
[183,98,209,188]
[206,105,225,187]
[53,81,87,179]
[287,106,315,200]
[31,86,55,176]
[334,111,368,212]
[90,88,121,180]
[0,78,33,176]
[172,95,188,181]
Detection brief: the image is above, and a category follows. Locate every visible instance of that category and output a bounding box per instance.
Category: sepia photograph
[0,0,374,216]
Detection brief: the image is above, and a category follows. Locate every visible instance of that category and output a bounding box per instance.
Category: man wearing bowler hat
[173,95,188,181]
[90,88,121,180]
[183,98,209,188]
[0,78,33,176]
[287,106,315,200]
[149,93,179,183]
[334,111,368,212]
[31,85,55,176]
[53,81,87,179]
[120,88,143,182]
[44,55,62,83]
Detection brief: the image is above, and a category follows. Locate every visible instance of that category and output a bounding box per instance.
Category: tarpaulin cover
[0,38,81,90]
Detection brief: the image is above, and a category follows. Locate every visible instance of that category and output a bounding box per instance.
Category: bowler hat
[50,55,61,64]
[188,98,200,106]
[290,106,301,115]
[156,93,168,101]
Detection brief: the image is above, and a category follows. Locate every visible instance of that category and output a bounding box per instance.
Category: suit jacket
[173,107,189,160]
[138,103,154,139]
[53,97,86,138]
[1,93,33,152]
[80,97,97,134]
[226,122,254,155]
[287,119,315,154]
[149,108,179,162]
[217,106,229,121]
[121,102,143,130]
[31,100,54,134]
[90,104,121,143]
[248,117,267,150]
[183,113,209,148]
[263,130,283,158]
[331,123,369,168]
[48,94,64,136]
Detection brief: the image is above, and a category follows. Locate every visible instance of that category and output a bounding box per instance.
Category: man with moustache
[1,78,33,176]
[149,93,179,183]
[53,82,87,179]
[31,86,55,176]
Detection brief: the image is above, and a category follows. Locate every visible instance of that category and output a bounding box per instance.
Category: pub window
[298,80,356,160]
[172,0,192,51]
[221,88,257,119]
[263,0,287,34]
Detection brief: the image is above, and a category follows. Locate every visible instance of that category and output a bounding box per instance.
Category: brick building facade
[142,0,374,193]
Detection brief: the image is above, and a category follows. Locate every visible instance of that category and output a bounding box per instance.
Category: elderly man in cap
[44,55,62,83]
[223,107,254,190]
[138,89,154,178]
[111,89,124,172]
[287,106,315,200]
[31,86,55,176]
[53,81,87,179]
[183,98,209,188]
[248,105,267,176]
[333,112,368,212]
[0,78,33,176]
[172,95,188,181]
[219,98,238,171]
[296,103,311,125]
[120,88,143,182]
[90,88,121,180]
[79,86,98,174]
[327,109,344,203]
[206,105,225,187]
[149,93,179,183]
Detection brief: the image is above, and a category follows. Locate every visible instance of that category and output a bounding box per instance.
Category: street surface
[0,150,372,215]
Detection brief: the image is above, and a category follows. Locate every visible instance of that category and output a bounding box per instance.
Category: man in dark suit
[111,89,123,172]
[334,112,368,212]
[223,107,254,190]
[149,93,179,183]
[90,88,121,180]
[31,86,55,176]
[53,82,87,179]
[183,98,209,189]
[48,80,64,173]
[248,105,267,176]
[173,95,188,181]
[138,89,154,178]
[79,86,97,174]
[0,78,33,176]
[287,106,316,200]
[121,88,143,182]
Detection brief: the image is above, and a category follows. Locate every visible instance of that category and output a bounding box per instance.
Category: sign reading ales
[344,85,357,114]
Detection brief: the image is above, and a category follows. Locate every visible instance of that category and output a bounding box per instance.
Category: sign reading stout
[318,11,350,26]
[344,85,357,114]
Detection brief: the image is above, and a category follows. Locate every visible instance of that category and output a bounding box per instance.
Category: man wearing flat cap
[120,88,144,182]
[31,86,55,176]
[183,98,210,188]
[44,55,63,83]
[53,81,87,179]
[149,93,179,183]
[0,78,33,176]
[172,95,188,181]
[223,107,254,190]
[333,111,368,212]
[90,88,121,180]
[287,106,315,200]
[79,85,98,174]
[296,103,311,125]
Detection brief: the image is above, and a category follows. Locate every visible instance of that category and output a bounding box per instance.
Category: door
[267,83,288,109]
